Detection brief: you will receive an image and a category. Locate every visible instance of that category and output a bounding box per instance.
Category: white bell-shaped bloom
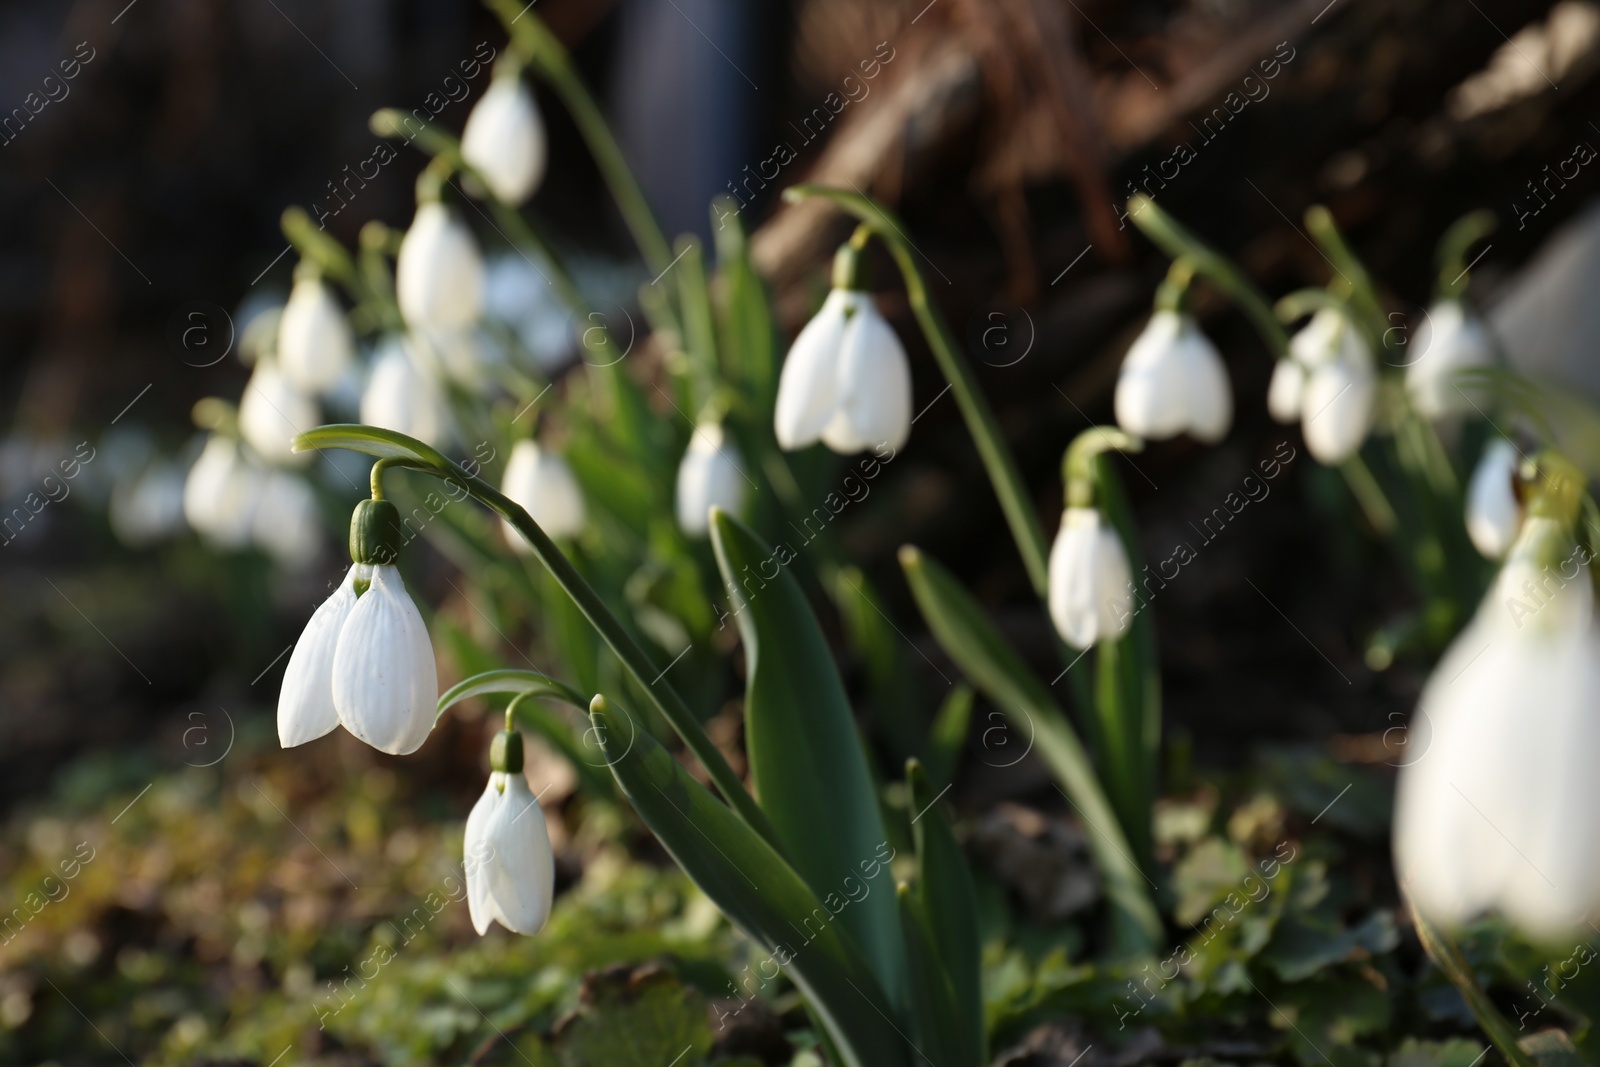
[183,434,263,549]
[361,339,450,448]
[675,423,747,536]
[1047,507,1133,649]
[464,770,555,935]
[1465,439,1522,560]
[1272,308,1376,465]
[279,561,438,754]
[239,360,319,467]
[252,469,323,570]
[1406,300,1496,420]
[483,254,574,370]
[500,439,586,544]
[396,201,484,331]
[1113,311,1232,443]
[775,289,912,454]
[413,326,494,392]
[277,276,355,396]
[1395,514,1600,940]
[111,459,187,548]
[461,74,547,206]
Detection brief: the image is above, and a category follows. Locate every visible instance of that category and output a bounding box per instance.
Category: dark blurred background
[3,0,1599,811]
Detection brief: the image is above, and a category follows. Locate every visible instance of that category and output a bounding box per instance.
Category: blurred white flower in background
[499,438,586,544]
[1406,300,1497,420]
[361,338,451,448]
[461,72,547,206]
[775,288,912,454]
[238,359,319,467]
[413,325,496,393]
[277,272,356,397]
[183,434,263,549]
[1047,507,1133,649]
[675,422,747,536]
[250,469,324,570]
[1465,438,1522,560]
[110,459,188,548]
[1395,477,1600,940]
[483,255,575,371]
[1269,307,1376,465]
[1113,311,1232,444]
[397,201,485,331]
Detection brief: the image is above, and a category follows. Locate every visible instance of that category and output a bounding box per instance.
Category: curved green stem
[1434,210,1496,302]
[1408,897,1538,1067]
[296,425,778,847]
[1062,426,1143,508]
[1305,206,1389,354]
[1126,194,1290,357]
[784,183,1053,595]
[486,0,674,275]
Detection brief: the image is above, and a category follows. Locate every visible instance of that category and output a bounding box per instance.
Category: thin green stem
[1409,898,1538,1067]
[1305,206,1389,354]
[487,0,675,275]
[1339,452,1400,536]
[1126,194,1290,357]
[784,184,1052,595]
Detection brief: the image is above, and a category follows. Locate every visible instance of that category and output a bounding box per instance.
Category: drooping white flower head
[112,459,187,548]
[1406,300,1496,420]
[278,499,438,754]
[675,423,748,536]
[461,73,547,206]
[361,338,450,448]
[1395,469,1600,940]
[239,359,319,467]
[397,201,484,332]
[251,469,324,570]
[1047,506,1133,649]
[1271,308,1376,465]
[1113,311,1232,444]
[183,434,263,549]
[464,748,555,935]
[500,438,586,545]
[277,273,355,396]
[775,285,912,455]
[1465,438,1522,560]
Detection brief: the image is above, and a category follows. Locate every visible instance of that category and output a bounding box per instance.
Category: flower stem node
[349,498,403,566]
[490,728,524,775]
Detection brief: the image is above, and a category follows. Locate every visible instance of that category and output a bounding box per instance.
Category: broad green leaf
[711,197,777,412]
[587,695,910,1067]
[897,883,967,1067]
[907,760,984,1065]
[834,565,920,764]
[898,545,1162,955]
[710,510,909,1013]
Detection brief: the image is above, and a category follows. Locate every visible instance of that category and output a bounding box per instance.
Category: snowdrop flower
[396,201,484,331]
[464,729,555,935]
[111,459,187,548]
[461,72,547,206]
[499,438,586,545]
[278,498,438,754]
[1114,311,1232,443]
[1465,438,1522,560]
[239,359,319,467]
[251,469,324,570]
[183,434,263,549]
[414,326,494,392]
[1048,507,1133,649]
[1270,308,1376,465]
[277,272,355,396]
[1395,456,1600,939]
[675,423,747,536]
[1406,300,1496,420]
[483,255,574,371]
[775,247,912,454]
[361,338,450,448]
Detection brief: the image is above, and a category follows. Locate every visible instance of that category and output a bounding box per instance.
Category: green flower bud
[489,728,524,775]
[349,498,402,566]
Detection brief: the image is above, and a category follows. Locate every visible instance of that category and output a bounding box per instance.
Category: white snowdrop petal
[1406,301,1497,420]
[1266,357,1306,424]
[278,277,355,395]
[464,777,500,936]
[774,289,856,450]
[252,470,323,570]
[1092,524,1134,642]
[1048,508,1131,649]
[500,439,586,546]
[361,339,450,448]
[239,361,319,468]
[397,202,485,331]
[482,774,555,934]
[1465,439,1522,559]
[1181,328,1233,444]
[1300,356,1376,465]
[461,77,547,206]
[1113,311,1188,441]
[331,564,438,755]
[820,301,912,454]
[675,425,748,536]
[277,564,364,748]
[184,435,263,548]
